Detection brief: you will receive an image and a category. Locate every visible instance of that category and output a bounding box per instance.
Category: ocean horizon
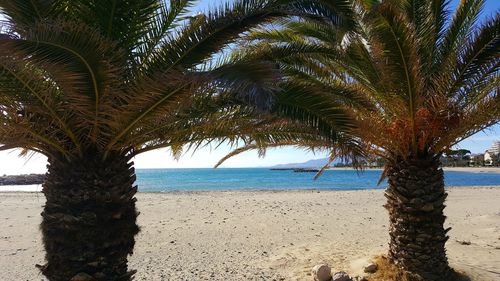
[1,168,499,192]
[135,168,500,192]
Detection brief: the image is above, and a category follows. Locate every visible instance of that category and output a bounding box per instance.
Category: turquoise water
[135,168,500,192]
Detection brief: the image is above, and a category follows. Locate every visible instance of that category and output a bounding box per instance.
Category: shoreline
[1,187,498,280]
[0,167,498,192]
[326,166,500,173]
[443,166,500,173]
[1,184,499,193]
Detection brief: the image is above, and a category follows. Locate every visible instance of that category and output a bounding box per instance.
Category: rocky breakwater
[0,174,45,185]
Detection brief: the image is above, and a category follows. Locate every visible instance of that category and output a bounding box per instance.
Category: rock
[363,263,378,273]
[332,271,351,281]
[70,272,94,281]
[312,264,332,281]
[0,173,45,185]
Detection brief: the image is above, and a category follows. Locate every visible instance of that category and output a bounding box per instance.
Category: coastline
[1,187,499,280]
[443,166,500,173]
[1,184,499,193]
[0,167,498,192]
[0,184,42,192]
[327,166,500,173]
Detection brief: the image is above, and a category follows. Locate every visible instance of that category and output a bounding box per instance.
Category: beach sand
[443,167,500,173]
[0,187,499,280]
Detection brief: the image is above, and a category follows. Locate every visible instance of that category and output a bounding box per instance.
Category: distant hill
[270,157,342,169]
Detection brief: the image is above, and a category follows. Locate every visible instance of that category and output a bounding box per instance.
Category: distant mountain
[270,157,342,169]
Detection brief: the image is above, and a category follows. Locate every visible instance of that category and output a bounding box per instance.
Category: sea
[1,168,499,192]
[134,168,500,192]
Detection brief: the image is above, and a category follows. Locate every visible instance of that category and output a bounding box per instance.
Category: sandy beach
[1,187,499,280]
[443,167,500,173]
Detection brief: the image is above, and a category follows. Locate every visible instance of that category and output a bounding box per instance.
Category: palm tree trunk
[384,156,452,280]
[39,149,140,281]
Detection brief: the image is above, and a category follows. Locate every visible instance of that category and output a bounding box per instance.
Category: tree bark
[39,149,140,281]
[385,156,452,281]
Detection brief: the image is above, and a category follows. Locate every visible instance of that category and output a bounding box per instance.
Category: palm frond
[133,0,197,76]
[445,13,500,99]
[143,0,289,75]
[286,0,357,30]
[434,0,484,73]
[0,0,56,27]
[0,51,79,153]
[242,0,498,163]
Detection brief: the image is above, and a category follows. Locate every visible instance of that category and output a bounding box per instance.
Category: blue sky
[0,0,498,174]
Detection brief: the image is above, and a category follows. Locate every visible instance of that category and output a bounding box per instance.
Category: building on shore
[484,141,500,166]
[469,154,484,166]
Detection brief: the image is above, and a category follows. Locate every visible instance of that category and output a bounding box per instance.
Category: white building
[469,153,483,166]
[484,141,500,166]
[489,141,500,154]
[484,151,493,166]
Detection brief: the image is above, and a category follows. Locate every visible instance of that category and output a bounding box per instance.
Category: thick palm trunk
[384,156,452,280]
[39,149,140,281]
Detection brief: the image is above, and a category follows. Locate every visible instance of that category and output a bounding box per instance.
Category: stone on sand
[332,271,352,281]
[312,264,332,281]
[363,262,378,273]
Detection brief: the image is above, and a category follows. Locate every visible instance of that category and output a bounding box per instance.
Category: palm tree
[0,0,318,279]
[227,0,499,279]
